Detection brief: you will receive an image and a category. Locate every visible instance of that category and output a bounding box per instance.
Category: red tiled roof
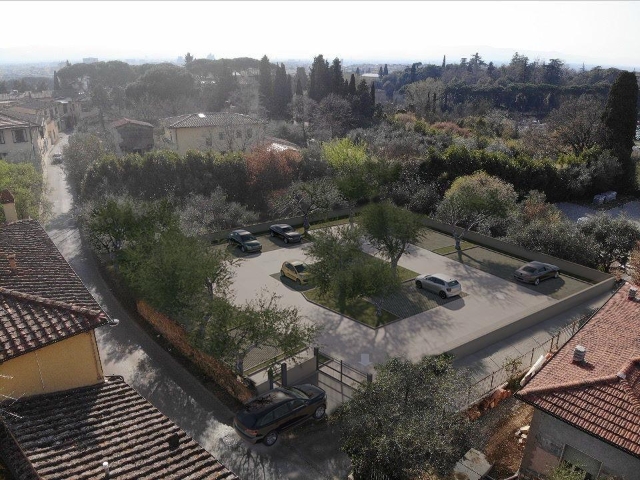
[0,113,35,130]
[161,112,262,129]
[0,376,240,480]
[111,117,154,129]
[0,220,105,311]
[0,287,106,363]
[517,284,640,457]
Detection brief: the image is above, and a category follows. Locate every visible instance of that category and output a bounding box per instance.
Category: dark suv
[233,384,326,446]
[228,229,262,253]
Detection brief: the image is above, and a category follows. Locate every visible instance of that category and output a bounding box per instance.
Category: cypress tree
[383,64,388,76]
[370,82,376,113]
[601,71,639,192]
[378,66,384,78]
[442,55,446,68]
[295,77,303,96]
[258,55,273,115]
[356,67,360,75]
[330,57,345,96]
[309,54,331,102]
[348,74,356,95]
[53,71,60,90]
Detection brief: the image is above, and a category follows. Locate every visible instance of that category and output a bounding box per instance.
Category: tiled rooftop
[0,220,104,311]
[0,287,106,363]
[0,113,35,129]
[0,376,239,479]
[111,117,154,129]
[161,112,262,129]
[517,284,640,457]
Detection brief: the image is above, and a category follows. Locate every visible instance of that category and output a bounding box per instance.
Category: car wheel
[296,278,301,285]
[554,271,559,278]
[439,291,447,299]
[284,238,289,244]
[313,405,326,420]
[264,430,278,447]
[415,281,423,289]
[241,246,246,253]
[534,278,540,286]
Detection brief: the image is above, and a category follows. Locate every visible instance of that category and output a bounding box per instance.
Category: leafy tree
[291,94,317,146]
[547,463,592,480]
[601,71,638,192]
[189,292,319,375]
[62,133,110,198]
[125,63,196,101]
[0,161,45,221]
[80,195,138,256]
[546,95,604,155]
[122,228,234,316]
[348,74,356,96]
[577,213,640,271]
[334,355,474,478]
[359,202,423,272]
[184,52,194,65]
[510,190,563,227]
[436,171,518,245]
[178,187,259,236]
[323,138,376,220]
[306,225,400,316]
[330,57,345,96]
[245,146,301,212]
[270,177,343,233]
[311,93,353,140]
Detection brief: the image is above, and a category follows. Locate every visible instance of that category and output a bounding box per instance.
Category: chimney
[0,190,18,223]
[102,461,110,479]
[7,254,16,273]
[573,345,586,364]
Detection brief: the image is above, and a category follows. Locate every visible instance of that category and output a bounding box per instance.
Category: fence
[464,305,602,406]
[316,349,371,389]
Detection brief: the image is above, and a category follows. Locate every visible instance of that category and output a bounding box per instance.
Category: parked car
[281,260,311,284]
[233,384,326,446]
[52,153,63,165]
[514,261,560,285]
[270,224,302,244]
[228,229,262,253]
[415,273,462,299]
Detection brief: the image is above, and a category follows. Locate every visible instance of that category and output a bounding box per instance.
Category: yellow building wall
[0,332,104,398]
[171,124,264,155]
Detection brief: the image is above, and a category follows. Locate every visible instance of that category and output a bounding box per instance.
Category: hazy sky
[2,1,639,67]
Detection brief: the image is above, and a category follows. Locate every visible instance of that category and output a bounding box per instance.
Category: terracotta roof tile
[517,284,640,457]
[0,287,107,363]
[0,376,239,479]
[111,117,154,129]
[0,220,104,311]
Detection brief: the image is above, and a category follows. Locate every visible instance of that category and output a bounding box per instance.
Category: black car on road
[228,229,262,253]
[269,224,302,244]
[234,384,326,446]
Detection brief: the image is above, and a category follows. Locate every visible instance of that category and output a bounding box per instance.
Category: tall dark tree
[295,77,303,96]
[308,54,331,102]
[601,71,639,192]
[378,66,384,78]
[258,55,273,115]
[348,74,356,95]
[356,67,360,75]
[53,71,60,90]
[442,55,446,68]
[184,52,194,65]
[383,64,388,76]
[330,57,345,96]
[272,63,292,119]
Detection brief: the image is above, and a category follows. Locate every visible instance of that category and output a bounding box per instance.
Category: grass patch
[304,288,398,328]
[396,263,419,282]
[433,241,476,256]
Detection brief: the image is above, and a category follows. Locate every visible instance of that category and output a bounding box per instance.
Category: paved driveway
[230,239,558,371]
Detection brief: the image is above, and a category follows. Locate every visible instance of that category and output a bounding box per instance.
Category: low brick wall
[136,300,253,403]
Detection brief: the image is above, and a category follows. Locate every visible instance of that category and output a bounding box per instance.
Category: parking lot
[227,227,589,371]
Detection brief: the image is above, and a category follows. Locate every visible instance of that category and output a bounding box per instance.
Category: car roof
[243,388,296,413]
[272,224,292,228]
[426,273,456,281]
[287,260,306,266]
[231,229,251,235]
[527,261,547,267]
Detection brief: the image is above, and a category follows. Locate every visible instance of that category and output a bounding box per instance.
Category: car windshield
[236,411,258,428]
[522,266,536,273]
[294,264,307,273]
[281,226,293,233]
[447,280,459,287]
[240,234,256,241]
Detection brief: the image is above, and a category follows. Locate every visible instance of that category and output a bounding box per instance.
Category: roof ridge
[0,286,103,319]
[521,375,621,396]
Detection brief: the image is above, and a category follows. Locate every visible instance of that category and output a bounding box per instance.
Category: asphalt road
[42,133,349,480]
